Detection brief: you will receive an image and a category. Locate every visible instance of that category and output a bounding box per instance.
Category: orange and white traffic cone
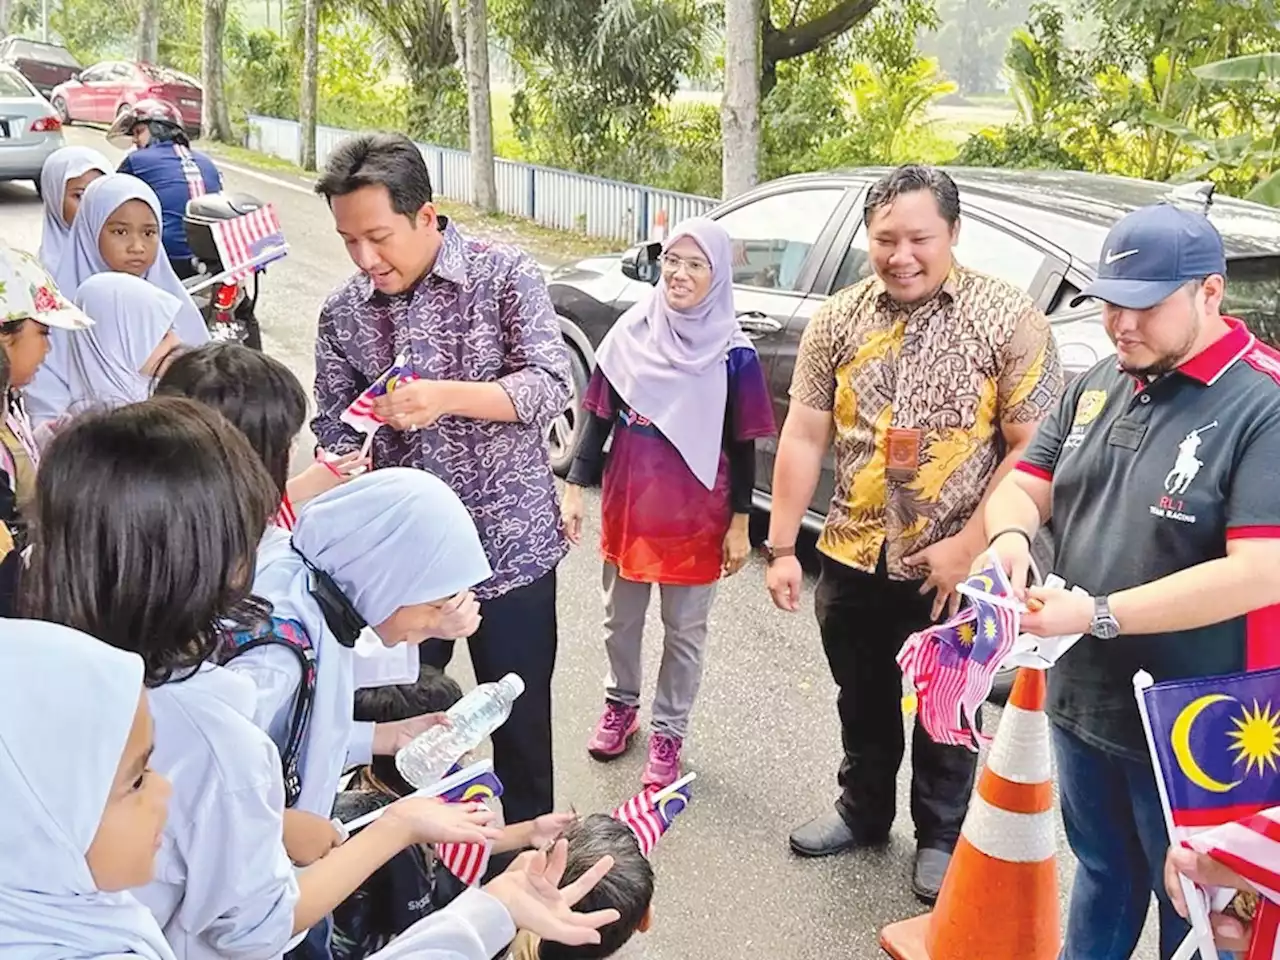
[649,208,669,243]
[880,667,1061,960]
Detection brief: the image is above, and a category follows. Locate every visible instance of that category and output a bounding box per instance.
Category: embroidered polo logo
[1164,421,1218,495]
[1073,390,1108,427]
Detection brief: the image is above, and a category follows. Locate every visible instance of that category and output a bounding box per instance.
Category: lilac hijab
[595,217,751,489]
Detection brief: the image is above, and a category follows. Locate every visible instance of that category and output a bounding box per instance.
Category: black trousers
[815,552,979,851]
[419,568,558,824]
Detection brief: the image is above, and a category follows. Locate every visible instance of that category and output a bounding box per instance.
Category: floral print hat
[0,243,92,331]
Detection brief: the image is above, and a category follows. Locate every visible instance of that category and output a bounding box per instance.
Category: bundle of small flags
[611,775,692,857]
[1137,667,1280,960]
[208,202,289,284]
[433,763,504,887]
[897,549,1021,751]
[339,353,420,442]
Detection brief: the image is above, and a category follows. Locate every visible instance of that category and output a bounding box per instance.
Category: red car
[50,61,202,135]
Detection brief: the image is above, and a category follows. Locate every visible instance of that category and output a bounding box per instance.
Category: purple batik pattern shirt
[313,220,572,600]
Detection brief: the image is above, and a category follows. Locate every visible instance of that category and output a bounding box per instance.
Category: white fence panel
[246,115,717,244]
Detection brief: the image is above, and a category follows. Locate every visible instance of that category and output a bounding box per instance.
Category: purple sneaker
[587,701,640,761]
[642,733,683,789]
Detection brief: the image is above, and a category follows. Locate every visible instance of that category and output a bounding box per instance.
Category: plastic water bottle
[395,673,525,788]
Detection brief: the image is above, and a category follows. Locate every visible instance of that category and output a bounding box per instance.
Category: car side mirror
[621,242,663,286]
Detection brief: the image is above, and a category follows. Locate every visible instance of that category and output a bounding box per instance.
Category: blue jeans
[1054,725,1191,960]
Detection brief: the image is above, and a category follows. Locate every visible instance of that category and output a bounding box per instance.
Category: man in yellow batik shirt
[763,165,1064,903]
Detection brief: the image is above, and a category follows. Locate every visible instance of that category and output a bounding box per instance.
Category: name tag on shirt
[886,427,922,481]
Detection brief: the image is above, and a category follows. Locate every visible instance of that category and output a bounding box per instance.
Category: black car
[0,37,81,99]
[544,167,1280,701]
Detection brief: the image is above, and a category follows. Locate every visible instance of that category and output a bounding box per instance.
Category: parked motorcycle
[181,191,289,350]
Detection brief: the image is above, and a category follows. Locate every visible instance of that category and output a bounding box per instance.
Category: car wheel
[52,97,71,125]
[548,341,589,478]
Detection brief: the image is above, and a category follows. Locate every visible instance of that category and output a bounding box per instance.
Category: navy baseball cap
[1071,203,1227,309]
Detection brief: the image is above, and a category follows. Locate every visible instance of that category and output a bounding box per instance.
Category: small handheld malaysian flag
[434,761,503,888]
[611,773,693,858]
[340,354,419,438]
[209,203,289,284]
[1136,667,1280,960]
[897,549,1022,751]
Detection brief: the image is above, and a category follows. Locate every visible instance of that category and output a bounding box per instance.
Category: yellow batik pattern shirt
[790,266,1063,579]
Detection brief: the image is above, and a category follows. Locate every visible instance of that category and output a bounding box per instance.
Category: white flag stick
[651,771,696,804]
[1134,670,1220,960]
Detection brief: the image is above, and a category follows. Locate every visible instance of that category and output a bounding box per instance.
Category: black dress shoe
[789,809,888,858]
[911,847,953,904]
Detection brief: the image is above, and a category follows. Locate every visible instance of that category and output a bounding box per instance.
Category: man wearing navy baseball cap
[980,202,1280,959]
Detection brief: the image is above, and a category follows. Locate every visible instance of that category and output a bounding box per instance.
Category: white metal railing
[245,114,717,245]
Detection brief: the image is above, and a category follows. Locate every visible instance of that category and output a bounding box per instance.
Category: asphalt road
[0,127,1162,959]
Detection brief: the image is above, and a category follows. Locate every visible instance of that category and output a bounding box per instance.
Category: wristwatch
[761,541,796,565]
[1091,596,1121,640]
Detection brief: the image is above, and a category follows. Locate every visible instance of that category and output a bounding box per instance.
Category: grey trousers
[602,562,718,739]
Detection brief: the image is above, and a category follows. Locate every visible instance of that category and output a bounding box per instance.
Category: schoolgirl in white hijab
[0,618,175,960]
[239,467,494,817]
[53,173,209,346]
[61,273,182,416]
[38,145,113,273]
[28,173,208,427]
[23,399,498,959]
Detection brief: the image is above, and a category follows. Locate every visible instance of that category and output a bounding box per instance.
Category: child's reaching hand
[484,839,621,948]
[529,811,579,849]
[287,450,372,506]
[371,712,451,756]
[382,795,504,846]
[427,591,482,640]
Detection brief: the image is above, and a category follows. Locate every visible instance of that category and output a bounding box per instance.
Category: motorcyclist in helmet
[109,99,223,279]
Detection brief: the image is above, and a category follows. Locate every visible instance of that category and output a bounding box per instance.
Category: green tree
[1003,2,1083,126]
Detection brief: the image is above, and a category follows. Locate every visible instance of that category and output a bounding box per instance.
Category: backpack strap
[221,616,316,807]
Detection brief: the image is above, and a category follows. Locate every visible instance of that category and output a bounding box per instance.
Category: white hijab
[38,146,113,274]
[0,619,177,960]
[55,173,209,347]
[252,468,492,814]
[64,273,178,414]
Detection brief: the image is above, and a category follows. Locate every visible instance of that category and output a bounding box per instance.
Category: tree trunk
[722,0,761,199]
[464,0,497,212]
[0,0,11,38]
[449,0,467,67]
[299,0,320,170]
[201,0,232,142]
[136,0,161,63]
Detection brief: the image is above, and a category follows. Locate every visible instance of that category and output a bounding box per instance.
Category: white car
[0,64,65,194]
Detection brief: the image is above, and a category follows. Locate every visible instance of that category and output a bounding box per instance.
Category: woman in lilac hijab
[561,216,775,790]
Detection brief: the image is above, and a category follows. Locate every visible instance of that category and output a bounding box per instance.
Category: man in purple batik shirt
[313,132,571,824]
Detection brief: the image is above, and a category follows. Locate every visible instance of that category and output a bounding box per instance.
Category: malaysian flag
[1138,668,1280,960]
[434,764,504,888]
[612,782,691,858]
[209,203,289,283]
[340,354,419,436]
[897,551,1021,751]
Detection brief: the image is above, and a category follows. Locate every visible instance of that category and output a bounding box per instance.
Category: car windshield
[1226,256,1280,347]
[0,69,35,98]
[10,40,80,68]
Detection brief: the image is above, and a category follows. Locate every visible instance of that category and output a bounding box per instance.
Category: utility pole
[42,0,50,41]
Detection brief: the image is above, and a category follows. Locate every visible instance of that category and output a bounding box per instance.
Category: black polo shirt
[1018,318,1280,760]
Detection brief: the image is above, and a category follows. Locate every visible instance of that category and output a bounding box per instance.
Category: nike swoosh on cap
[1104,248,1140,264]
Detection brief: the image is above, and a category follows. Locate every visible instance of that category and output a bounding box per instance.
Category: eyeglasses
[661,254,710,276]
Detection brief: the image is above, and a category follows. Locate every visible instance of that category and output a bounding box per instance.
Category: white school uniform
[366,890,516,960]
[0,618,177,960]
[230,468,492,817]
[133,663,300,959]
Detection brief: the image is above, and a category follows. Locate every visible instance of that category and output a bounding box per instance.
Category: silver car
[0,65,65,193]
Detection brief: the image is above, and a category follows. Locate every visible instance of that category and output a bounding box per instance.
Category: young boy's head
[539,814,655,960]
[154,342,307,500]
[352,664,463,796]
